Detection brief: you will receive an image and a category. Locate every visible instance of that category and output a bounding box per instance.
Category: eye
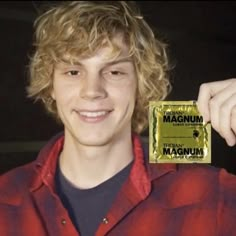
[110,71,124,76]
[66,70,80,76]
[103,70,126,80]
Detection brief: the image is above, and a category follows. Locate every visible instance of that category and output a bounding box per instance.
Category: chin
[76,134,113,147]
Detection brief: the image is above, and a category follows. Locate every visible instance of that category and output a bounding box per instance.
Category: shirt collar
[30,132,64,192]
[1,133,212,209]
[138,135,177,181]
[130,134,177,199]
[30,132,177,196]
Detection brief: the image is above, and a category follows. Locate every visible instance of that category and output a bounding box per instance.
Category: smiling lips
[76,110,111,123]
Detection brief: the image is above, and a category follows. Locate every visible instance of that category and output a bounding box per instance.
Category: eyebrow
[58,57,133,68]
[104,58,133,66]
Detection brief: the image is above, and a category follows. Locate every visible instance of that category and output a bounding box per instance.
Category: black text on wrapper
[149,101,211,163]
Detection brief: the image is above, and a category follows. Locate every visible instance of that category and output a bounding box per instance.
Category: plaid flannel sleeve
[218,169,236,236]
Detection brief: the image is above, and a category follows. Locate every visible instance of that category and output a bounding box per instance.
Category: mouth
[76,110,112,123]
[79,111,109,117]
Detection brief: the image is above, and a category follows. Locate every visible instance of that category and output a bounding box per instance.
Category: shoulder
[215,168,236,234]
[218,168,236,193]
[151,163,236,208]
[177,163,220,180]
[177,164,236,194]
[0,163,35,205]
[141,136,236,195]
[217,168,236,214]
[170,164,221,205]
[172,164,236,196]
[0,132,64,206]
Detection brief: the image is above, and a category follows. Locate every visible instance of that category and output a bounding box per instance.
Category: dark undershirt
[55,161,132,236]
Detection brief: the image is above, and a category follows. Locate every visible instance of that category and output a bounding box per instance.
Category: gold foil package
[149,101,211,163]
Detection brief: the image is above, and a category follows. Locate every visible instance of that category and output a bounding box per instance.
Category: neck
[59,132,134,189]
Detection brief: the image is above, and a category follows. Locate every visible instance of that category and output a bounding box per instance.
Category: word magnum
[163,147,204,156]
[163,115,203,123]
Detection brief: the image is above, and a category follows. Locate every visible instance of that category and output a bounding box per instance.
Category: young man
[0,1,236,235]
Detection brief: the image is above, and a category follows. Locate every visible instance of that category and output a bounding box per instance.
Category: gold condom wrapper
[149,101,211,163]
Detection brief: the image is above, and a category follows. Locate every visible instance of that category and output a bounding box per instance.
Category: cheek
[125,81,137,103]
[53,84,77,104]
[113,85,136,109]
[112,77,137,96]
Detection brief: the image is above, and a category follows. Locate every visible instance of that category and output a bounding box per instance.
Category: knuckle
[199,83,209,93]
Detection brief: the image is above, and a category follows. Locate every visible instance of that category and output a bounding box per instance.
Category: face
[51,38,137,147]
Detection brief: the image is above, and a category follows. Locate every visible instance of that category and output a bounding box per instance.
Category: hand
[197,78,236,146]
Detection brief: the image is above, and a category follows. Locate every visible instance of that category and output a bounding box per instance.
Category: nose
[80,73,107,100]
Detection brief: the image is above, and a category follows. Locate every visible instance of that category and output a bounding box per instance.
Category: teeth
[79,111,108,118]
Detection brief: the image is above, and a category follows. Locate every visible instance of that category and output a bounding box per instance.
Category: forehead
[96,38,130,62]
[61,34,132,64]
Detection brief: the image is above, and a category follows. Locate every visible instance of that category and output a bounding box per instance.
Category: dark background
[0,1,235,174]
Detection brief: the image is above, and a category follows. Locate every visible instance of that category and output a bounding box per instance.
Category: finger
[208,96,220,135]
[197,83,212,122]
[230,106,236,145]
[209,82,236,135]
[197,79,235,122]
[219,96,236,146]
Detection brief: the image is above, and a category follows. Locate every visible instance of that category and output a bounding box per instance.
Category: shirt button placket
[61,218,67,226]
[102,217,109,224]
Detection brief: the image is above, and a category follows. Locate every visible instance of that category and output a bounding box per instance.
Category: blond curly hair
[27,1,171,133]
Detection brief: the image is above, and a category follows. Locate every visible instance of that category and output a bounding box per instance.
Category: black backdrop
[0,1,235,174]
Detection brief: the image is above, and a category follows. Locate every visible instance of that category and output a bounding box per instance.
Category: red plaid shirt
[0,133,236,236]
